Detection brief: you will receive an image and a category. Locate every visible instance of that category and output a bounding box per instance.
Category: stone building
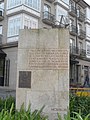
[0,0,90,91]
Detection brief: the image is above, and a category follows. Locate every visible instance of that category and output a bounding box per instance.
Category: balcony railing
[77,11,85,22]
[42,11,55,25]
[0,10,4,21]
[70,25,77,36]
[79,49,86,57]
[70,46,79,55]
[69,5,76,17]
[78,29,86,39]
[70,46,86,58]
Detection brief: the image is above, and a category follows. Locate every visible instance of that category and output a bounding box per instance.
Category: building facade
[0,0,90,90]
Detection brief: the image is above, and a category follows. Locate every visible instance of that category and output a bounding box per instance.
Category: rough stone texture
[16,28,69,120]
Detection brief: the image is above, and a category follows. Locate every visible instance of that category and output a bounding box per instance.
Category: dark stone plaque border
[19,71,31,88]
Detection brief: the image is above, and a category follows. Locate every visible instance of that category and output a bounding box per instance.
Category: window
[44,4,51,19]
[70,19,74,26]
[69,0,75,7]
[56,6,68,25]
[8,16,21,37]
[0,59,4,86]
[25,0,40,11]
[44,4,51,12]
[77,6,81,17]
[24,15,38,29]
[86,7,90,20]
[86,24,90,38]
[7,0,41,11]
[7,0,21,9]
[86,42,90,58]
[79,42,83,50]
[70,38,75,46]
[78,23,82,33]
[0,26,2,34]
[70,38,75,54]
[62,0,69,4]
[70,19,74,31]
[0,2,4,10]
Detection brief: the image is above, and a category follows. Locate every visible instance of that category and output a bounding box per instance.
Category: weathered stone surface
[16,28,69,120]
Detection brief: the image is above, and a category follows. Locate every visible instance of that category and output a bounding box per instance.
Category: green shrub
[0,96,15,113]
[58,111,90,120]
[0,103,48,120]
[69,93,90,118]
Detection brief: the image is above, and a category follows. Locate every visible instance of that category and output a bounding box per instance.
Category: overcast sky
[84,0,90,5]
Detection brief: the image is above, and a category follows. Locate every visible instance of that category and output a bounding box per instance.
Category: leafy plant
[0,96,15,112]
[69,93,90,118]
[58,111,90,120]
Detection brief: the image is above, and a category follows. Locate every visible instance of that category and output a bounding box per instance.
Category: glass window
[24,16,38,29]
[78,23,82,33]
[0,2,4,10]
[62,0,69,4]
[0,59,4,86]
[7,0,21,9]
[69,0,75,7]
[7,0,40,11]
[70,19,74,25]
[44,4,51,12]
[24,0,40,11]
[0,26,2,34]
[8,16,21,37]
[70,38,75,46]
[86,42,90,57]
[79,42,83,50]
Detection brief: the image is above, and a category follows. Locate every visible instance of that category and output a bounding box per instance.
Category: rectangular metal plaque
[19,71,31,88]
[28,49,68,70]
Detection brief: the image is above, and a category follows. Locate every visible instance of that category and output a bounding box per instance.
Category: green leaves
[69,93,90,118]
[58,111,90,120]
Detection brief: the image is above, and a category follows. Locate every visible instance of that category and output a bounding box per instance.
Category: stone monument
[16,28,69,120]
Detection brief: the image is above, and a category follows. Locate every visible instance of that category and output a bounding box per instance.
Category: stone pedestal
[16,28,69,120]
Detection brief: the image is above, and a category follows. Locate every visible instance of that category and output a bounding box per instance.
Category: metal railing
[77,11,85,21]
[42,11,55,22]
[70,88,90,96]
[78,29,86,39]
[70,25,77,34]
[70,46,86,57]
[69,5,76,15]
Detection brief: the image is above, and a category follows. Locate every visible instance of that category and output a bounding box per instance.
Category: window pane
[8,16,21,37]
[7,0,21,9]
[0,26,2,34]
[24,0,40,11]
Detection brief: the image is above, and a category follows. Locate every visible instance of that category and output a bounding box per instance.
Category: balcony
[42,11,55,26]
[78,29,86,39]
[70,25,77,36]
[79,49,86,58]
[70,46,79,56]
[70,46,86,58]
[0,10,4,21]
[77,11,85,22]
[69,5,76,17]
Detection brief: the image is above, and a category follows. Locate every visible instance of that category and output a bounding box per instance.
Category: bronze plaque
[19,71,31,88]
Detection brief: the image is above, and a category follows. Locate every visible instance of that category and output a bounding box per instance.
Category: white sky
[84,0,90,5]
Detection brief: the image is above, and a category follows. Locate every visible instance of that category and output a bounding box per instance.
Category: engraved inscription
[28,49,68,69]
[19,71,31,88]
